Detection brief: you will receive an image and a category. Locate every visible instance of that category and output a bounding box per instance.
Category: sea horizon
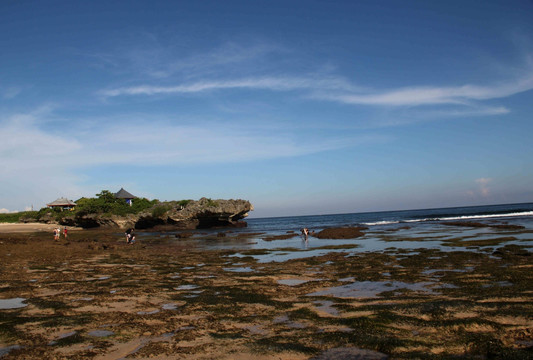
[247,201,533,220]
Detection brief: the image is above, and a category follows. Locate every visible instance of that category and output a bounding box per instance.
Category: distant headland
[1,189,253,230]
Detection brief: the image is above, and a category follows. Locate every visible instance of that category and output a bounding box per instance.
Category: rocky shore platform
[0,225,531,359]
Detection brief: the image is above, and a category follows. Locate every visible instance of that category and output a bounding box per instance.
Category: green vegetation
[74,190,158,216]
[151,204,172,218]
[0,190,164,224]
[206,198,219,207]
[0,211,38,223]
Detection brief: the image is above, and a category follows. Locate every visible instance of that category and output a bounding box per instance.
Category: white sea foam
[361,220,400,226]
[362,211,533,226]
[439,211,533,221]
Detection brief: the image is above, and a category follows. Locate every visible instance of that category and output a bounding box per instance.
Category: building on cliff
[46,197,77,211]
[115,188,136,206]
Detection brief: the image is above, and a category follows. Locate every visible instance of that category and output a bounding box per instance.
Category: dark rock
[309,347,388,360]
[315,227,366,239]
[493,244,530,258]
[175,232,193,239]
[263,233,298,241]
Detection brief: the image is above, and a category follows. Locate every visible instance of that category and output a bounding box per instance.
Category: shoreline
[0,222,83,233]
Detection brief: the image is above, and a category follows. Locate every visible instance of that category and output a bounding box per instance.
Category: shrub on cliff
[151,204,172,218]
[74,190,157,217]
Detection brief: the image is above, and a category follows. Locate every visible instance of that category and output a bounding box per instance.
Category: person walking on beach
[53,227,60,241]
[63,227,68,239]
[301,227,309,240]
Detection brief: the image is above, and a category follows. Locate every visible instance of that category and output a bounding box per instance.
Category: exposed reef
[314,226,367,239]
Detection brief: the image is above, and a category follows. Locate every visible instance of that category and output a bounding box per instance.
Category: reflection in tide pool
[0,298,27,310]
[88,330,114,337]
[223,267,255,272]
[307,281,437,298]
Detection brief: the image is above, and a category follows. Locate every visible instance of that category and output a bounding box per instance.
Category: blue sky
[1,0,532,217]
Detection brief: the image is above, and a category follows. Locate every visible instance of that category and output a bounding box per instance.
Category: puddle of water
[273,314,289,323]
[286,321,307,329]
[244,324,268,335]
[72,297,94,302]
[314,300,339,316]
[0,298,27,310]
[177,326,195,331]
[174,285,199,291]
[88,330,114,337]
[137,309,160,315]
[223,267,254,272]
[482,281,513,288]
[0,345,22,357]
[49,331,77,345]
[277,279,311,286]
[422,268,471,275]
[271,314,306,328]
[307,281,436,298]
[162,303,180,310]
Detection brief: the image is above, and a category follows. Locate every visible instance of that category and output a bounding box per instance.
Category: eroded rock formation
[58,198,253,230]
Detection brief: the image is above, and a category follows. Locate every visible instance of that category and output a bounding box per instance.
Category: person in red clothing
[63,227,68,239]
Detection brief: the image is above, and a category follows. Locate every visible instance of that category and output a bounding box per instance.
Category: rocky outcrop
[58,198,253,230]
[314,226,367,239]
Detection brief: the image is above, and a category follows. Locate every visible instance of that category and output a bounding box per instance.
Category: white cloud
[325,75,533,106]
[476,178,492,197]
[2,87,23,99]
[100,75,355,97]
[0,107,375,210]
[99,62,533,116]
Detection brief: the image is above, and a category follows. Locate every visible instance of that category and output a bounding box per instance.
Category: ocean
[245,202,533,234]
[135,202,533,263]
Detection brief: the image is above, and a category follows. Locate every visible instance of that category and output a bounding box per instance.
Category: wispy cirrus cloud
[321,73,533,106]
[99,59,533,114]
[99,75,356,97]
[89,38,287,80]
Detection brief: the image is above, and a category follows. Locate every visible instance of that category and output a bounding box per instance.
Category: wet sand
[0,226,532,359]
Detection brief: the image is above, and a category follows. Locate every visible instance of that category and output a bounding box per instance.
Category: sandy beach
[0,223,83,233]
[0,224,531,359]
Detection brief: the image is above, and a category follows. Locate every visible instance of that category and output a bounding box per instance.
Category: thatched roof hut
[47,197,77,210]
[115,188,136,205]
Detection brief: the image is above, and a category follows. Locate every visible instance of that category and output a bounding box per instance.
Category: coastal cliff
[135,198,253,230]
[28,198,253,230]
